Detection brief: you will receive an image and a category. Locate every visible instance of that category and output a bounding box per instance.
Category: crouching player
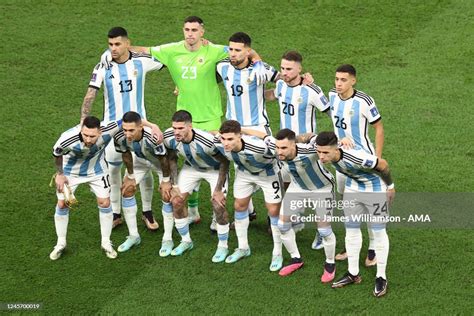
[113,111,172,252]
[50,117,123,260]
[315,131,394,297]
[162,111,230,261]
[244,128,337,280]
[215,120,283,266]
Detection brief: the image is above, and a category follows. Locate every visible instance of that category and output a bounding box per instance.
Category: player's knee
[233,200,248,211]
[57,200,67,209]
[97,198,110,208]
[171,196,185,211]
[122,187,135,198]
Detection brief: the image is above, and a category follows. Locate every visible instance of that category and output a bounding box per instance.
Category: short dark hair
[172,110,192,123]
[336,64,356,76]
[123,111,142,124]
[229,32,252,46]
[108,27,128,39]
[184,16,204,25]
[316,131,338,146]
[82,116,101,129]
[275,129,296,141]
[282,50,303,63]
[219,120,241,134]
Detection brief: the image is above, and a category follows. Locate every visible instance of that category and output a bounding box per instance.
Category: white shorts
[233,169,282,203]
[342,187,389,226]
[124,156,163,184]
[177,164,228,195]
[281,182,334,218]
[105,141,122,164]
[56,174,110,200]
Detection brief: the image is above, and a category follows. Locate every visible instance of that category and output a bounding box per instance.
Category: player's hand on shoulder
[302,72,314,85]
[339,137,355,149]
[100,49,113,70]
[151,124,163,144]
[250,60,267,85]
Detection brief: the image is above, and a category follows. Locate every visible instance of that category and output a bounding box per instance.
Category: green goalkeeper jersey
[150,41,228,122]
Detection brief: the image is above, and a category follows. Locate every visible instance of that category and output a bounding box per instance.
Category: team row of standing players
[50,17,394,298]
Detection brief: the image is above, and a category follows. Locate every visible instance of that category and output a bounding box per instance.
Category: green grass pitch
[1,0,473,314]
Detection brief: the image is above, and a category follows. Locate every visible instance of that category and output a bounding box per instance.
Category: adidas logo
[109,74,115,79]
[225,77,229,81]
[274,194,280,199]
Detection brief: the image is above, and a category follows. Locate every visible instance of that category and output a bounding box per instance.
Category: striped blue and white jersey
[329,89,381,154]
[332,147,384,192]
[114,126,167,168]
[217,60,278,127]
[274,80,330,134]
[88,52,164,122]
[214,135,279,176]
[163,128,221,170]
[264,136,334,191]
[53,121,121,177]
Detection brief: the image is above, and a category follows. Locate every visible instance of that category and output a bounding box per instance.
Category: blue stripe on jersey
[133,141,145,159]
[248,79,259,125]
[370,176,383,191]
[300,156,325,188]
[79,151,91,177]
[93,151,104,175]
[283,86,293,130]
[287,161,309,190]
[335,100,346,139]
[183,143,199,167]
[195,143,219,169]
[63,149,79,175]
[133,60,144,117]
[232,70,244,123]
[168,138,177,150]
[105,68,116,121]
[118,64,131,114]
[222,65,232,120]
[231,152,246,172]
[298,87,309,134]
[350,99,362,148]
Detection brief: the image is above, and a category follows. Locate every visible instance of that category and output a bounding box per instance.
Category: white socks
[345,228,362,276]
[161,202,174,242]
[54,205,69,246]
[216,223,229,248]
[373,228,389,279]
[234,210,249,250]
[122,196,139,238]
[175,217,191,243]
[98,205,113,245]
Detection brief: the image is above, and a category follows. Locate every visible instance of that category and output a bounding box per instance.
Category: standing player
[315,131,394,297]
[161,111,230,261]
[50,117,122,260]
[215,120,283,267]
[265,50,330,250]
[329,64,385,265]
[114,17,267,224]
[113,111,172,252]
[215,32,279,228]
[81,27,164,232]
